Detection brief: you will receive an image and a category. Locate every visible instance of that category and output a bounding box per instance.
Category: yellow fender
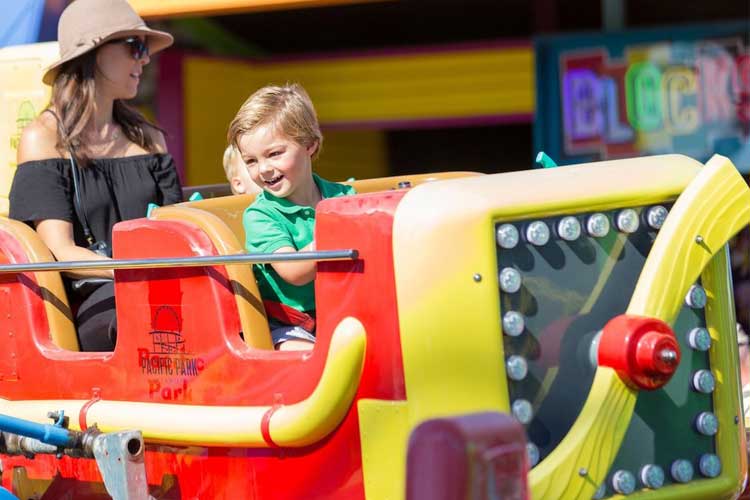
[0,317,366,447]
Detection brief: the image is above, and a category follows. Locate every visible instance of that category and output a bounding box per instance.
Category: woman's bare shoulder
[145,125,168,154]
[17,111,63,163]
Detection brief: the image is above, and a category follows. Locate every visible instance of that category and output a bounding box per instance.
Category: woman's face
[95,37,150,100]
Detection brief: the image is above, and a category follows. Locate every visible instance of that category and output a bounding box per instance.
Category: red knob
[598,315,681,390]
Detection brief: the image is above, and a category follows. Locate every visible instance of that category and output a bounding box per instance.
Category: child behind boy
[222,145,261,196]
[227,83,355,350]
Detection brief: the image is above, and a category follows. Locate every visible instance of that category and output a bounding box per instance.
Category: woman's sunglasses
[109,37,149,60]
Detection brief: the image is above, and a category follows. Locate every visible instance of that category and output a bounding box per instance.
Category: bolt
[659,349,678,364]
[473,273,482,282]
[579,468,588,477]
[695,235,704,244]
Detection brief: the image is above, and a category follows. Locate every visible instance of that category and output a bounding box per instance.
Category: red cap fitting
[598,314,681,390]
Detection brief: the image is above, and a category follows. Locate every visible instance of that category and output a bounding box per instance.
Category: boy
[227,84,355,350]
[222,145,261,196]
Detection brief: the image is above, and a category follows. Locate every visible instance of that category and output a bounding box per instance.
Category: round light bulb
[695,411,719,436]
[592,484,606,500]
[647,205,669,229]
[526,221,550,246]
[611,470,636,495]
[692,370,716,394]
[502,311,525,337]
[512,399,533,424]
[527,442,540,467]
[698,454,721,478]
[639,464,665,489]
[557,216,581,241]
[499,268,522,293]
[586,213,610,237]
[496,224,519,249]
[616,209,640,233]
[506,355,528,381]
[685,285,707,309]
[687,327,711,351]
[670,459,694,483]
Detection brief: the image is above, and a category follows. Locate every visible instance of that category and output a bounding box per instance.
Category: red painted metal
[598,314,681,390]
[0,190,409,498]
[406,413,529,500]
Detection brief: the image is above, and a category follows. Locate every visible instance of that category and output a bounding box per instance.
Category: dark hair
[49,49,161,165]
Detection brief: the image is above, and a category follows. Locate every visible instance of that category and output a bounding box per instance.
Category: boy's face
[238,123,316,200]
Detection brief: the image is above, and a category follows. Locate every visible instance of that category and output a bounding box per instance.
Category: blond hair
[227,83,322,159]
[222,144,241,179]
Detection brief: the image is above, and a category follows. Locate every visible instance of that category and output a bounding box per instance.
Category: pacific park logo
[560,38,749,159]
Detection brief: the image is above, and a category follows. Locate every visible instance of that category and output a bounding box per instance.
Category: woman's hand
[36,219,113,279]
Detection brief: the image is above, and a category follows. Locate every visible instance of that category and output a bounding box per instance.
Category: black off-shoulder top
[9,153,182,252]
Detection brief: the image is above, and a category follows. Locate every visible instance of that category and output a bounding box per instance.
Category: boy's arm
[270,241,316,286]
[245,207,317,286]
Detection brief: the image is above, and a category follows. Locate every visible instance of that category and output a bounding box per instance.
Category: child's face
[229,155,260,195]
[238,123,316,200]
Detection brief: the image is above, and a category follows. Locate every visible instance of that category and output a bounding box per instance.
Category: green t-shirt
[243,174,356,313]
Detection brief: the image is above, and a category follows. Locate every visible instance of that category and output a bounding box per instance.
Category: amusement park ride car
[0,153,744,499]
[0,39,749,500]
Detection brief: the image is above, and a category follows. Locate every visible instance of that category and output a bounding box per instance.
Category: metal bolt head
[695,412,719,436]
[511,399,533,424]
[611,470,636,495]
[499,268,522,294]
[526,442,540,467]
[698,454,721,478]
[586,213,610,237]
[640,464,665,489]
[496,224,520,249]
[526,221,550,246]
[692,370,716,394]
[658,348,678,365]
[616,209,640,233]
[502,311,525,337]
[670,459,694,483]
[685,285,707,309]
[647,205,668,229]
[592,484,606,500]
[687,327,711,351]
[506,355,528,381]
[557,216,581,241]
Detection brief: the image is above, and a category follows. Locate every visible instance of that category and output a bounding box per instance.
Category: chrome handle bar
[0,250,359,274]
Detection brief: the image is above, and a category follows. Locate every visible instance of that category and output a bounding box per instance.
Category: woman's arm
[17,114,113,279]
[269,241,316,287]
[147,127,183,204]
[35,219,113,279]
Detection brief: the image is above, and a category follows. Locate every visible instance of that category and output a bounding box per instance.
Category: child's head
[227,84,323,199]
[222,145,260,195]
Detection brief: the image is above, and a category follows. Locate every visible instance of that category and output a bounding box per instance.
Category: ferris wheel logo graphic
[149,306,186,355]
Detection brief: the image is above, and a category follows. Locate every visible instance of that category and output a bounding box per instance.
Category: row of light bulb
[496,206,669,249]
[589,453,723,497]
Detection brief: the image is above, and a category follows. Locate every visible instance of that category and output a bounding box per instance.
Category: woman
[9,0,182,351]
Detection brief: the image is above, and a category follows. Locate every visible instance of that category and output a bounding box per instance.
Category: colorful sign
[535,23,750,171]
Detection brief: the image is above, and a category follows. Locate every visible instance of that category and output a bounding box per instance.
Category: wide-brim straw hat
[42,0,174,85]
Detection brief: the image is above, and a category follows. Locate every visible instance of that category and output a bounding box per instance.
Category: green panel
[603,300,714,497]
[497,205,669,463]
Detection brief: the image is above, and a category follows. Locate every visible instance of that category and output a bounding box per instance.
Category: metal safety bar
[0,249,359,274]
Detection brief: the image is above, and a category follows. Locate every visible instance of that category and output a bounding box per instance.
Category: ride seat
[149,205,273,350]
[0,217,79,351]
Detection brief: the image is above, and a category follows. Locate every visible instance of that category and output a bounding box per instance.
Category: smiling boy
[227,84,355,350]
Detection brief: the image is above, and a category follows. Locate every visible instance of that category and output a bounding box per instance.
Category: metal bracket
[92,430,153,500]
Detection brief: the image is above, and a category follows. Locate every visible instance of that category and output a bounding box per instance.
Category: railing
[0,249,359,273]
